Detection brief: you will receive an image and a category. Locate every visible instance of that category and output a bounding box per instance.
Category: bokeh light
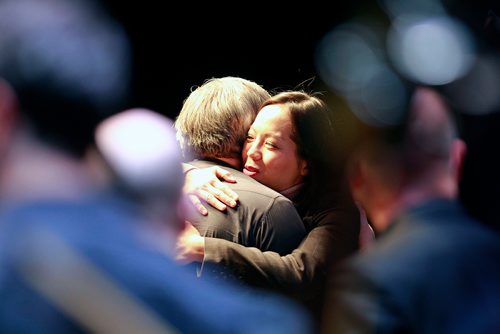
[315,21,408,127]
[387,15,476,85]
[444,55,500,115]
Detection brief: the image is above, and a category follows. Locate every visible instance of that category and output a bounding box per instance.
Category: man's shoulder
[188,160,289,202]
[230,175,287,200]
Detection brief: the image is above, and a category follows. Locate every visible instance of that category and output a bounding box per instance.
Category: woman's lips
[243,165,258,177]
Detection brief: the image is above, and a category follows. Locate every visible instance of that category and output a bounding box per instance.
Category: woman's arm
[206,207,359,294]
[183,165,239,215]
[177,205,360,297]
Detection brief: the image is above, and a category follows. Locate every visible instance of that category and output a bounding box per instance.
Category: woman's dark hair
[259,91,341,208]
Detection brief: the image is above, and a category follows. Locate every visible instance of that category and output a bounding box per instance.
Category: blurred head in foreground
[0,0,131,158]
[0,0,131,199]
[95,108,188,236]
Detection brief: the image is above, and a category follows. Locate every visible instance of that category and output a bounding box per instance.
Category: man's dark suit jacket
[188,159,306,255]
[322,198,500,334]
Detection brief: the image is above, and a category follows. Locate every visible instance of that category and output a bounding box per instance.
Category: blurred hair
[0,0,131,156]
[95,108,184,199]
[261,91,339,205]
[175,77,271,161]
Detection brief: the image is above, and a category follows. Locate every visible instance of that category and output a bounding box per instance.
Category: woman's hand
[175,221,205,264]
[183,166,239,215]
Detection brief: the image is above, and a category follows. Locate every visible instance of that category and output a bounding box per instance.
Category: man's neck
[199,156,240,170]
[218,157,241,170]
[372,177,457,232]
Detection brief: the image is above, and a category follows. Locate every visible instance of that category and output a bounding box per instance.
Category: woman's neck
[280,183,304,200]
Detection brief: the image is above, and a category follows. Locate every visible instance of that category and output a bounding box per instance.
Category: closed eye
[265,141,278,149]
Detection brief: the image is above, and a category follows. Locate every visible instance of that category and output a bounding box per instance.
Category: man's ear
[451,138,467,183]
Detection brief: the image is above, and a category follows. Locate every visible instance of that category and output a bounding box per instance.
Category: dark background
[101,0,376,119]
[99,0,499,120]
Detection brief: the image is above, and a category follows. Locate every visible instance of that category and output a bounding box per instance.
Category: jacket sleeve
[253,196,306,255]
[203,206,360,296]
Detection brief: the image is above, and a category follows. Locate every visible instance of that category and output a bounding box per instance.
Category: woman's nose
[247,142,262,161]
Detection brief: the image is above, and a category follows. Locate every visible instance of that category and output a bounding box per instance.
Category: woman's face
[242,104,307,192]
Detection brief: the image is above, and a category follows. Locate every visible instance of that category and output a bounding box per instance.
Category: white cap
[95,108,183,195]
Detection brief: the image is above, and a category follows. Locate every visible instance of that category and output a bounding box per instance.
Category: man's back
[188,160,306,255]
[323,198,500,334]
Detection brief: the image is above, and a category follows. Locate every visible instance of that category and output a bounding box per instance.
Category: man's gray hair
[175,76,270,161]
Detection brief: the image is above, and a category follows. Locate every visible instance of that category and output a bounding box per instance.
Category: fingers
[183,166,239,214]
[188,194,208,216]
[210,179,238,207]
[175,220,204,264]
[214,167,236,183]
[198,188,228,212]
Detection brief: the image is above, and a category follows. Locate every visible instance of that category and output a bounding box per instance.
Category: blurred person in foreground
[321,86,500,334]
[0,0,313,333]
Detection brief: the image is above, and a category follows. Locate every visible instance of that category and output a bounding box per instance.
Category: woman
[177,91,362,328]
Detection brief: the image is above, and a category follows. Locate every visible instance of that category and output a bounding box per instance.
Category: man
[321,86,500,333]
[0,1,312,333]
[174,77,306,261]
